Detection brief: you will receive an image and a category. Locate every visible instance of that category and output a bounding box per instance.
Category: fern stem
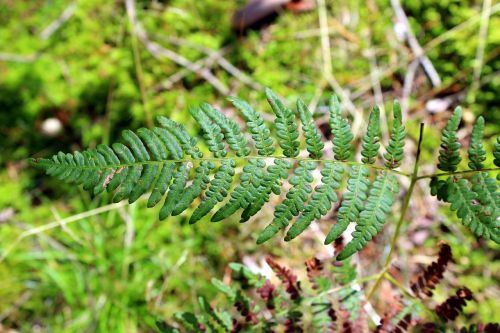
[415,167,500,180]
[33,155,412,177]
[367,123,424,299]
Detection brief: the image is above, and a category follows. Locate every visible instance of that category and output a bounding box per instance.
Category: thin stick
[159,36,263,91]
[316,0,362,135]
[401,59,419,114]
[156,53,219,91]
[416,167,500,180]
[391,0,441,87]
[40,2,77,40]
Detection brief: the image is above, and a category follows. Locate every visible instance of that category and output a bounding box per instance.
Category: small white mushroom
[41,117,63,136]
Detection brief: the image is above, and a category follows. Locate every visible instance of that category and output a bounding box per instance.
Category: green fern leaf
[147,162,176,208]
[157,116,203,159]
[448,177,500,243]
[470,172,499,221]
[329,95,353,161]
[189,106,227,158]
[190,160,235,224]
[297,98,324,159]
[172,161,215,216]
[211,159,266,222]
[265,88,300,157]
[438,107,462,172]
[152,127,183,159]
[257,161,315,244]
[324,165,370,244]
[361,106,381,165]
[200,103,250,157]
[467,116,486,170]
[240,158,292,222]
[337,173,399,260]
[122,129,150,161]
[228,96,275,156]
[285,163,344,241]
[159,164,190,220]
[383,100,406,169]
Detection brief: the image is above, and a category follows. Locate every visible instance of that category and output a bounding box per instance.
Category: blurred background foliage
[0,0,498,332]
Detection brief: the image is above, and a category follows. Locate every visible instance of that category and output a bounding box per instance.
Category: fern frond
[329,95,353,161]
[297,98,324,159]
[324,165,369,244]
[361,106,381,165]
[467,116,486,170]
[438,107,462,172]
[448,178,499,243]
[383,100,406,169]
[41,92,500,257]
[337,172,399,260]
[285,163,344,241]
[257,161,315,244]
[265,88,300,157]
[411,242,452,298]
[435,287,473,322]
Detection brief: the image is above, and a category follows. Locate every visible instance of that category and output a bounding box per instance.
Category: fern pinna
[430,108,499,243]
[32,89,499,260]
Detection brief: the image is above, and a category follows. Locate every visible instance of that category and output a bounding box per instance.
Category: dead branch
[40,2,77,40]
[391,0,442,87]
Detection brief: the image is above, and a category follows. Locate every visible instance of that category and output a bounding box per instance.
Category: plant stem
[31,155,413,177]
[367,123,424,299]
[416,167,500,180]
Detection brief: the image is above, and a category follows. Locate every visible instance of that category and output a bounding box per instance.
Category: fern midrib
[36,156,413,177]
[38,155,500,181]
